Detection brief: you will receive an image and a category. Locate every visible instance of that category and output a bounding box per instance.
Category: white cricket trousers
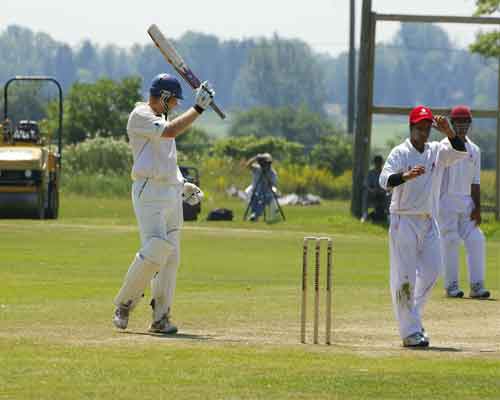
[114,179,183,322]
[389,214,441,339]
[439,194,485,289]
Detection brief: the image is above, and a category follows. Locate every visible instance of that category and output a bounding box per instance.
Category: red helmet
[450,105,472,120]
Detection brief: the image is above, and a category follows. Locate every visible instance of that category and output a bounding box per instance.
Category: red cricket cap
[450,105,472,120]
[409,105,434,124]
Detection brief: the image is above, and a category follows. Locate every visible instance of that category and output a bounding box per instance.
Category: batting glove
[194,81,215,112]
[182,182,204,206]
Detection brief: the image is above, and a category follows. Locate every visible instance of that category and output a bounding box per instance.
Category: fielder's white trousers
[389,214,441,339]
[114,179,183,322]
[439,194,485,289]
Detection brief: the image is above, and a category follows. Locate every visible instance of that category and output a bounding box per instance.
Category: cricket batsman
[379,105,468,347]
[112,73,214,333]
[439,105,490,299]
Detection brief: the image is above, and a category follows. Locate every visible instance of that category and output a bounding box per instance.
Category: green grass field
[1,195,500,399]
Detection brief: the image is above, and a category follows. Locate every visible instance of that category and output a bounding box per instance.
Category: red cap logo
[409,105,434,124]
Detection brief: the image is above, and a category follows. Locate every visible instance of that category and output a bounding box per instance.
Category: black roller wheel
[36,191,46,219]
[46,184,59,219]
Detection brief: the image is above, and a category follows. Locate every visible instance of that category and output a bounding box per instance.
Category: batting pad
[141,237,173,266]
[114,238,173,308]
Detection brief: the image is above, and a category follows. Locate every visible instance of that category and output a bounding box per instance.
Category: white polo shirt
[440,137,481,197]
[379,138,468,216]
[127,102,183,185]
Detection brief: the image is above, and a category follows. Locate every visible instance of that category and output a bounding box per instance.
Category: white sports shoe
[470,282,490,299]
[149,313,178,334]
[112,302,131,330]
[403,332,429,348]
[446,281,464,298]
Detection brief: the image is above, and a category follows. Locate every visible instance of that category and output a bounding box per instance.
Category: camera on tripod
[256,153,272,170]
[244,152,285,222]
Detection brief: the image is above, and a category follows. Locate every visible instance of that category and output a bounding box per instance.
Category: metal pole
[347,0,356,134]
[351,0,373,217]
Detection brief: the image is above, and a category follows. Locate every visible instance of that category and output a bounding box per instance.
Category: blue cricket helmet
[149,73,184,100]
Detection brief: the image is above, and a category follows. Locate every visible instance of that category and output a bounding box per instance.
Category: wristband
[387,172,405,188]
[194,105,205,114]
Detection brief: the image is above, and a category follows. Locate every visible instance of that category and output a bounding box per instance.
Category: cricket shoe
[445,281,464,298]
[421,328,430,342]
[149,313,178,334]
[112,302,131,330]
[403,332,429,348]
[469,282,490,299]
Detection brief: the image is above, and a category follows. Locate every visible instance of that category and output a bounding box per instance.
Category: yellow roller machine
[0,76,63,218]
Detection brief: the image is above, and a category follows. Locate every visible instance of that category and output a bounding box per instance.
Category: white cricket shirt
[380,138,468,216]
[127,102,183,184]
[440,137,481,197]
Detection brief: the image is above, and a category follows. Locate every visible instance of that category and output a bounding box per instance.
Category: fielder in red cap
[438,105,490,299]
[379,105,468,348]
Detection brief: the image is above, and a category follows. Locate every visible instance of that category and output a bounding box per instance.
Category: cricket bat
[147,24,226,119]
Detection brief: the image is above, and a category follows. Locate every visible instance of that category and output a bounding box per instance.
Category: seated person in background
[361,155,388,222]
[245,153,278,221]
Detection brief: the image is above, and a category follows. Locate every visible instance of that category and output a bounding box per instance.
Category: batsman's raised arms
[147,24,226,119]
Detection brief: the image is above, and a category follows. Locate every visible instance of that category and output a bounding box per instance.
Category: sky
[0,0,493,56]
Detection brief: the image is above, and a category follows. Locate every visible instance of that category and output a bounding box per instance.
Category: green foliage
[474,0,500,16]
[310,134,353,176]
[212,135,304,163]
[470,31,500,58]
[63,137,132,174]
[227,106,352,175]
[278,165,351,199]
[471,1,500,58]
[58,77,142,143]
[229,106,341,147]
[62,172,131,198]
[176,125,212,161]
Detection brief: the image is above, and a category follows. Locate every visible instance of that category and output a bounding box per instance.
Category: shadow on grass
[403,346,463,352]
[463,297,497,301]
[120,330,215,341]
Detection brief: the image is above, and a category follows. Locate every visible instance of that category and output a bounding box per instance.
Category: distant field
[1,196,500,399]
[371,116,408,151]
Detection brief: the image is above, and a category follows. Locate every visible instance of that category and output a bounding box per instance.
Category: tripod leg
[263,173,285,221]
[244,174,264,221]
[243,190,257,220]
[272,191,286,221]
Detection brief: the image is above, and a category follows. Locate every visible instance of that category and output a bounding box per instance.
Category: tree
[310,135,353,176]
[213,135,304,162]
[233,35,327,111]
[60,76,142,143]
[229,106,341,148]
[55,44,76,91]
[75,40,100,82]
[471,1,500,57]
[176,126,212,160]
